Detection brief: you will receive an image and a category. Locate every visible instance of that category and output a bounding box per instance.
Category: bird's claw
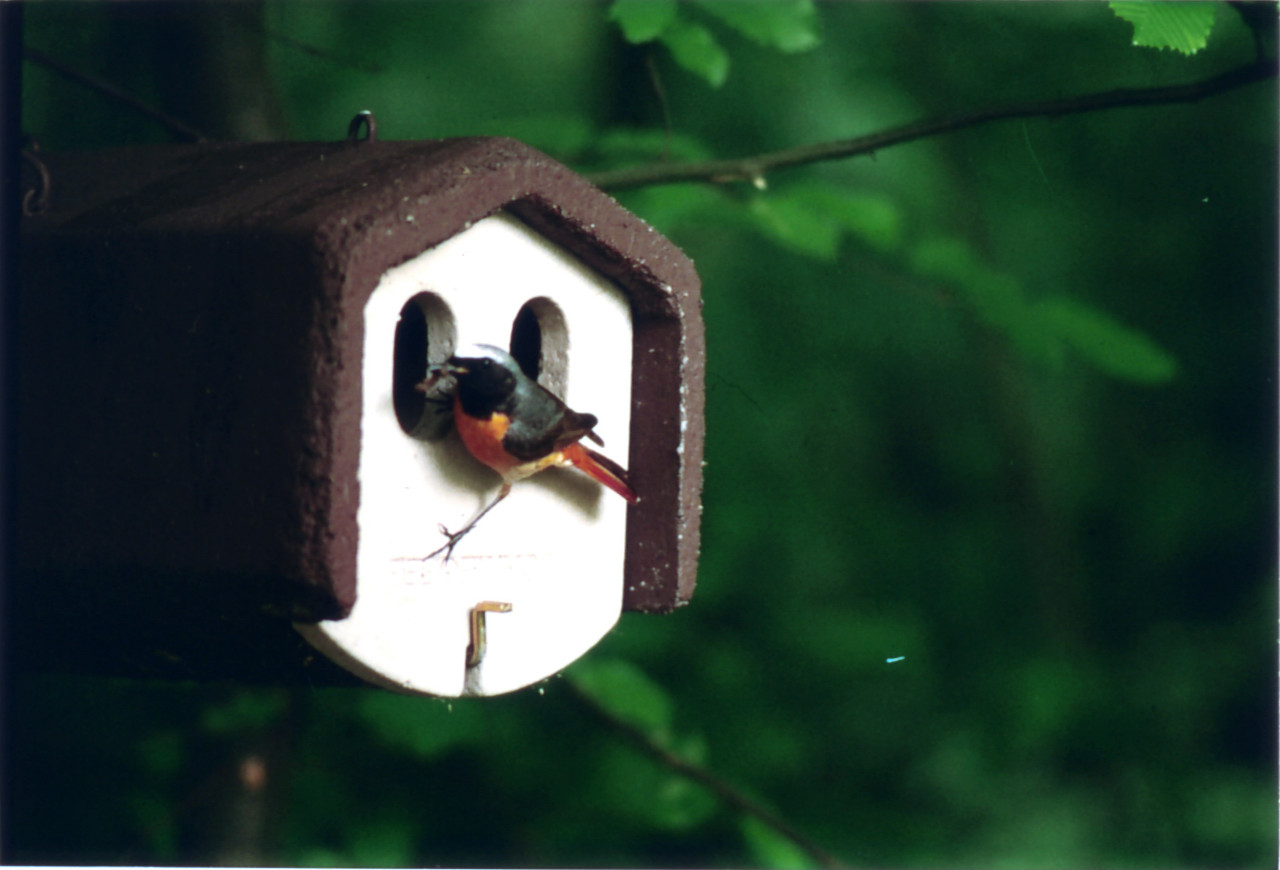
[424,523,467,562]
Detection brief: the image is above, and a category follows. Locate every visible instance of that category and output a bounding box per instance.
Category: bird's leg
[425,482,512,562]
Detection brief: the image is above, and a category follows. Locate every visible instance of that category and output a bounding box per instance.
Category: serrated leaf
[607,0,678,44]
[661,18,730,87]
[1109,1,1217,55]
[566,658,674,739]
[694,0,821,53]
[1041,295,1178,383]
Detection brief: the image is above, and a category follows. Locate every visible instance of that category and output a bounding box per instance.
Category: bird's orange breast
[453,400,519,474]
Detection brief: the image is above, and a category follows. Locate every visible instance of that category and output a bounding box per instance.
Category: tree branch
[24,47,209,143]
[587,60,1277,191]
[567,681,850,869]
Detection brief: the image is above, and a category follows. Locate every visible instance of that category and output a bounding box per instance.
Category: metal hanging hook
[347,110,378,143]
[466,601,512,669]
[21,143,51,216]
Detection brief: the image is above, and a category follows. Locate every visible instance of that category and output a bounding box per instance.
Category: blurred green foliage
[14,1,1275,867]
[609,0,819,86]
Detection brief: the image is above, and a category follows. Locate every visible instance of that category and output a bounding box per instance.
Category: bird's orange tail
[562,442,638,503]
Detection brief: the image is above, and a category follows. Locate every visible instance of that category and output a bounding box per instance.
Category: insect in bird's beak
[415,361,462,395]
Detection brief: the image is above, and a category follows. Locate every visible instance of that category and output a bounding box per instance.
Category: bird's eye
[478,358,491,369]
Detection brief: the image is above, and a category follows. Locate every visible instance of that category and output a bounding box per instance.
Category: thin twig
[255,24,385,75]
[23,47,209,143]
[587,60,1276,191]
[645,53,673,163]
[567,680,850,869]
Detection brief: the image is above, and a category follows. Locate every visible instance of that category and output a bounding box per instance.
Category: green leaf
[570,661,714,831]
[909,236,1177,382]
[740,184,902,260]
[909,234,980,285]
[909,235,1062,369]
[652,734,718,829]
[607,0,678,43]
[566,657,674,740]
[748,193,842,260]
[740,815,820,869]
[693,0,821,53]
[745,186,901,260]
[613,184,734,238]
[1109,2,1217,55]
[346,818,417,867]
[201,689,288,735]
[590,731,717,831]
[1041,295,1178,383]
[356,692,484,758]
[801,186,903,253]
[661,18,731,87]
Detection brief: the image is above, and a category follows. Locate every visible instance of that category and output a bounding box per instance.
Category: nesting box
[16,136,704,697]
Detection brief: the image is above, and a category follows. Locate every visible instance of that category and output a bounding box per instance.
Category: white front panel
[298,212,632,697]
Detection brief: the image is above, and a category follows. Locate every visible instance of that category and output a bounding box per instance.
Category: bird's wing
[500,378,605,460]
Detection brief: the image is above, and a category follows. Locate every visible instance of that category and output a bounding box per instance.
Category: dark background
[11,2,1276,866]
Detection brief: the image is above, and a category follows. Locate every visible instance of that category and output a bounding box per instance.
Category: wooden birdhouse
[16,130,704,697]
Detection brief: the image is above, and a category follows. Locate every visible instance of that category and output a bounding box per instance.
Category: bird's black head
[442,344,520,414]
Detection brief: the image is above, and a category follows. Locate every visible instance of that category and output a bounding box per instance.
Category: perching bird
[417,343,637,559]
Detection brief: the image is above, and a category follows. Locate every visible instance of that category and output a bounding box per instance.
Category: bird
[416,343,637,559]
